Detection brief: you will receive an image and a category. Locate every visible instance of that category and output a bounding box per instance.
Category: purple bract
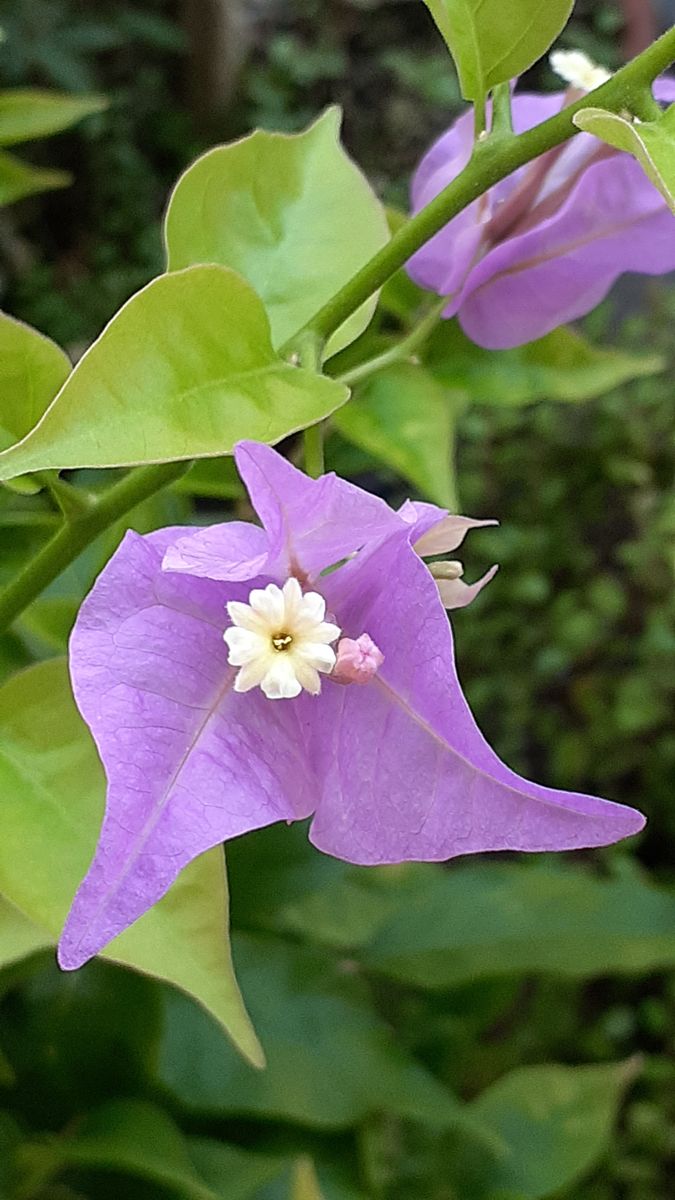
[407,78,675,349]
[59,442,644,968]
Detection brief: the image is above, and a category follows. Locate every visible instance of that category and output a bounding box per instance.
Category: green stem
[38,471,93,520]
[335,296,446,389]
[298,331,326,477]
[473,92,487,140]
[282,24,675,351]
[0,460,190,632]
[491,81,514,135]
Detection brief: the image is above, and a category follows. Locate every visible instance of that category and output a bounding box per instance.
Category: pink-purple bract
[59,442,644,968]
[407,80,675,349]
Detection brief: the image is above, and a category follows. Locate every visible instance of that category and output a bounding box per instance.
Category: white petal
[226,600,266,632]
[249,583,285,625]
[293,661,322,695]
[549,49,611,91]
[233,658,272,692]
[312,621,341,645]
[223,626,265,666]
[261,657,303,700]
[298,590,326,624]
[281,576,304,619]
[297,642,337,673]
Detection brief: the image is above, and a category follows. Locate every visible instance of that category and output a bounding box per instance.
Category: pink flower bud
[332,634,384,685]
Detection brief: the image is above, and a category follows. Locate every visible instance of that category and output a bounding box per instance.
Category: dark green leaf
[426,322,663,406]
[157,934,462,1129]
[362,862,675,988]
[452,1061,636,1198]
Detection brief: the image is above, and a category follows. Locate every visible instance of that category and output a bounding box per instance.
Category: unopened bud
[429,560,464,581]
[331,634,384,685]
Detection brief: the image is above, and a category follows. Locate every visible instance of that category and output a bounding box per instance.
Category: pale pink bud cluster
[331,634,384,685]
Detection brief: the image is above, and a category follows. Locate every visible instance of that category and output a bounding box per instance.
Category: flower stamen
[272,633,293,651]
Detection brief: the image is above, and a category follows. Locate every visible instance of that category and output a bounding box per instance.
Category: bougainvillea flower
[407,69,675,348]
[59,442,644,968]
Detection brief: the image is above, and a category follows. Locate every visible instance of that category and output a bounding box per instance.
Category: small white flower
[224,578,341,700]
[550,49,611,92]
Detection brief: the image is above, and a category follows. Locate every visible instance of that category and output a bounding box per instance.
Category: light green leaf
[291,1158,325,1200]
[362,862,675,989]
[0,148,70,205]
[423,0,574,100]
[0,89,106,147]
[0,895,50,969]
[454,1061,636,1198]
[0,266,348,481]
[0,658,263,1068]
[158,933,462,1129]
[333,363,459,507]
[0,311,71,450]
[574,104,675,214]
[426,321,663,406]
[164,108,389,357]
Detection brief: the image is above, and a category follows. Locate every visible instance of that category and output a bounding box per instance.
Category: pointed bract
[60,443,644,966]
[407,82,675,348]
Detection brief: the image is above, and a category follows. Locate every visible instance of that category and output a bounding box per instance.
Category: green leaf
[574,104,675,214]
[0,896,50,970]
[362,862,675,989]
[426,321,663,406]
[0,266,347,481]
[333,363,459,507]
[164,108,389,357]
[189,1140,287,1200]
[279,864,431,952]
[0,1111,22,1195]
[291,1158,325,1200]
[0,658,263,1068]
[423,0,574,101]
[33,1099,216,1200]
[0,147,70,205]
[0,89,106,147]
[157,933,462,1129]
[3,959,163,1120]
[0,311,71,450]
[453,1061,636,1198]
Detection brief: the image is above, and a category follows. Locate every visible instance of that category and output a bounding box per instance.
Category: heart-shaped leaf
[0,266,348,481]
[165,109,389,357]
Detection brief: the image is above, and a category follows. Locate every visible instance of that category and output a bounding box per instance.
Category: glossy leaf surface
[165,109,389,357]
[0,267,348,480]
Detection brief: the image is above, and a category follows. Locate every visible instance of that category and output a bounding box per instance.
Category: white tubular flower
[224,578,341,700]
[550,49,612,92]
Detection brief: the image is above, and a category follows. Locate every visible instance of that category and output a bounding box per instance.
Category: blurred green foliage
[1,1,675,1199]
